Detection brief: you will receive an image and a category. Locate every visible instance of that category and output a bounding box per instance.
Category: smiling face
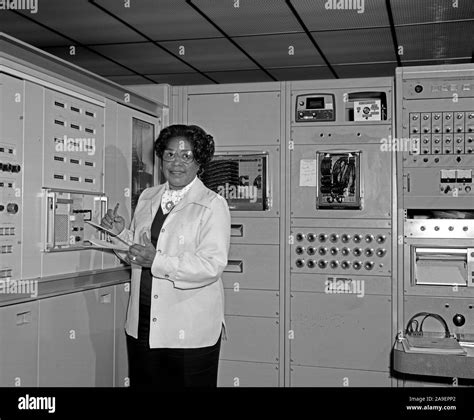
[161,137,200,190]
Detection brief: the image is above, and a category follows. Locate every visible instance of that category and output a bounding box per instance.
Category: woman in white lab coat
[101,124,231,388]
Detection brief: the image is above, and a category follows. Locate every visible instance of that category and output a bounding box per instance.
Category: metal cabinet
[0,301,38,387]
[38,286,115,387]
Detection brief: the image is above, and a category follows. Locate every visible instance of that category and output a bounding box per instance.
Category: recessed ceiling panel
[147,73,213,85]
[205,69,274,84]
[396,22,474,61]
[234,33,325,67]
[41,45,136,76]
[391,0,474,25]
[268,66,335,81]
[95,0,222,40]
[0,12,69,47]
[291,0,390,31]
[192,0,302,36]
[312,28,396,64]
[333,62,398,78]
[92,42,197,74]
[12,0,144,45]
[158,38,258,72]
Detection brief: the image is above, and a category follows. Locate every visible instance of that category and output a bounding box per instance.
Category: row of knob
[296,246,386,257]
[295,259,377,270]
[0,203,19,214]
[295,232,386,244]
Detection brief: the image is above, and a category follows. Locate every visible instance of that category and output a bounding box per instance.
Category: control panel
[292,228,391,275]
[295,93,335,122]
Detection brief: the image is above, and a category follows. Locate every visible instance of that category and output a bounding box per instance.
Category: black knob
[6,203,18,214]
[330,260,339,269]
[353,248,362,257]
[330,247,339,256]
[318,233,327,242]
[318,260,328,269]
[295,259,305,268]
[295,246,305,255]
[318,247,327,256]
[296,233,305,242]
[341,261,350,269]
[307,260,315,269]
[414,85,423,93]
[307,246,316,256]
[0,205,4,211]
[330,233,339,242]
[307,233,316,242]
[341,234,351,243]
[353,234,362,243]
[341,247,350,256]
[453,314,465,327]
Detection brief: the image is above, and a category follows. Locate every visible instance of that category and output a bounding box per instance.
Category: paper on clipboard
[86,238,130,251]
[85,220,133,246]
[300,159,317,187]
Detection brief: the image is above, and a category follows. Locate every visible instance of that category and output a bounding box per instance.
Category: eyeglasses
[162,150,194,164]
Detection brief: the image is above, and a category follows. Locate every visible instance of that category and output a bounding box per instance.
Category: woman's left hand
[127,232,156,267]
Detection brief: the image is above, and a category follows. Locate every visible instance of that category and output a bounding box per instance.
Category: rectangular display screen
[306,97,324,109]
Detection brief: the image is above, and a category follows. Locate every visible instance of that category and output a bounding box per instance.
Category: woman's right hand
[101,203,126,235]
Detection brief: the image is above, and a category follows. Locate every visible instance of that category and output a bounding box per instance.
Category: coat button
[157,249,162,253]
[165,274,169,278]
[154,295,158,299]
[161,228,165,233]
[152,317,157,322]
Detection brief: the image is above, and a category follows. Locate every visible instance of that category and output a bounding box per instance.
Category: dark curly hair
[154,124,215,176]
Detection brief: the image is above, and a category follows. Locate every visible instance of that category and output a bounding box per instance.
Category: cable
[405,312,451,338]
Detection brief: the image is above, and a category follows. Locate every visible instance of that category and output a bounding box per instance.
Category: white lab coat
[116,178,230,348]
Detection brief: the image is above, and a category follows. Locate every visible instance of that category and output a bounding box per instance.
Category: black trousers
[126,333,221,389]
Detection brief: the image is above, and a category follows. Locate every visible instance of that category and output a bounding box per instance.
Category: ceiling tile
[41,45,136,76]
[0,12,70,47]
[94,0,222,40]
[92,42,197,74]
[12,0,144,45]
[158,38,258,71]
[396,21,474,61]
[333,62,398,78]
[234,33,325,67]
[205,69,274,84]
[391,0,474,25]
[291,0,390,31]
[268,66,335,80]
[312,28,396,64]
[192,0,302,36]
[147,73,213,85]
